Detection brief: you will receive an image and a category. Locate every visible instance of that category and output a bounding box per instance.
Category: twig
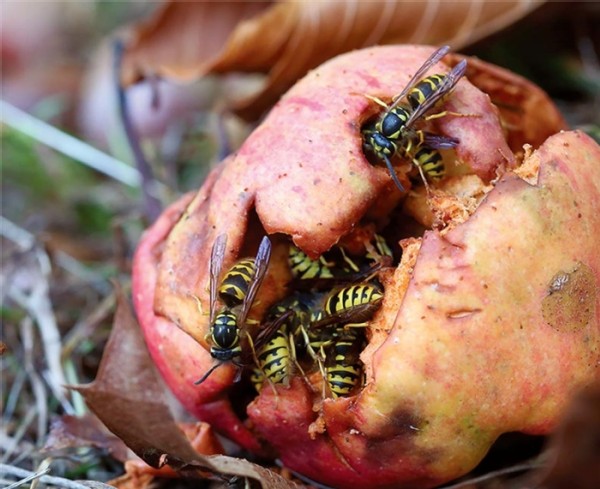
[7,446,36,472]
[0,405,36,463]
[0,215,36,249]
[63,360,88,416]
[0,464,114,489]
[0,433,35,463]
[1,465,50,489]
[113,38,162,222]
[21,316,48,446]
[62,291,116,360]
[438,460,545,489]
[2,370,26,424]
[0,100,141,188]
[0,216,110,294]
[30,459,52,489]
[4,239,74,414]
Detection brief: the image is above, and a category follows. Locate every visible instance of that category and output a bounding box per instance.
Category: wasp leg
[413,159,431,194]
[423,110,480,121]
[318,345,329,400]
[343,322,369,329]
[288,331,310,391]
[339,247,360,273]
[362,93,390,109]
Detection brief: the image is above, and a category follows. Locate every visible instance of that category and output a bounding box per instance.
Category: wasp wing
[422,132,460,150]
[291,262,383,292]
[311,298,384,330]
[388,45,451,112]
[237,236,272,327]
[209,234,228,324]
[240,309,294,366]
[404,59,467,128]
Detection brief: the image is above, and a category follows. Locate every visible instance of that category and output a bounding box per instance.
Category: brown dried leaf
[531,382,600,489]
[44,413,132,463]
[122,0,545,119]
[74,285,301,489]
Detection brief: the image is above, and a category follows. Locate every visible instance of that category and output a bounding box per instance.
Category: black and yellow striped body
[251,295,312,392]
[326,328,363,398]
[252,328,291,392]
[289,245,334,280]
[361,47,468,192]
[407,74,446,111]
[398,143,445,180]
[218,258,256,307]
[322,283,384,323]
[413,146,445,179]
[210,309,242,362]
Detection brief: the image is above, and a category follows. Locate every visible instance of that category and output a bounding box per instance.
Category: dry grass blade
[122,0,545,118]
[0,101,140,188]
[0,407,36,464]
[61,291,116,360]
[3,234,73,415]
[0,464,114,489]
[1,465,50,489]
[20,317,48,447]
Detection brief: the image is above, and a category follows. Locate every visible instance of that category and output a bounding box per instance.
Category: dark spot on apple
[542,262,597,333]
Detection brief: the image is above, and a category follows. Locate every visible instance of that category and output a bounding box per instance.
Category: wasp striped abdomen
[323,283,384,322]
[253,329,292,391]
[289,245,334,280]
[402,146,446,180]
[407,74,446,110]
[326,328,364,398]
[218,258,257,307]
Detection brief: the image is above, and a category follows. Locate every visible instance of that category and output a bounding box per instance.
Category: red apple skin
[132,45,599,488]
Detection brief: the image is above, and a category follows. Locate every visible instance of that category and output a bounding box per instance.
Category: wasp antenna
[383,155,406,193]
[194,361,222,385]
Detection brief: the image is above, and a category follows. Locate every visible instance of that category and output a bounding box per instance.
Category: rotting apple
[132,45,600,488]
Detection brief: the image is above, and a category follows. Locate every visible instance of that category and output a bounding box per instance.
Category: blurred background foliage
[1,1,598,487]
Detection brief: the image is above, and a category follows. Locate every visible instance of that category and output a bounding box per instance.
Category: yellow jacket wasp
[195,234,291,385]
[362,45,468,192]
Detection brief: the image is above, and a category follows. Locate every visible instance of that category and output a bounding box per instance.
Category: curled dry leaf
[44,414,131,463]
[131,45,600,489]
[76,287,300,489]
[122,0,545,119]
